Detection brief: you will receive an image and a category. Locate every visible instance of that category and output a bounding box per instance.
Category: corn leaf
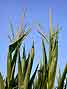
[11,48,18,80]
[42,39,47,72]
[22,45,26,80]
[24,41,34,89]
[29,64,39,89]
[48,29,58,89]
[7,48,12,87]
[58,64,67,89]
[0,73,4,89]
[18,48,24,89]
[9,28,31,53]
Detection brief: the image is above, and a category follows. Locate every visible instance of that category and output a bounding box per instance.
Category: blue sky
[0,0,67,79]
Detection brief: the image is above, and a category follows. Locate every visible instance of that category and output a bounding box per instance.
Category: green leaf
[7,48,12,87]
[57,67,61,87]
[18,48,23,89]
[24,41,34,89]
[58,64,67,89]
[25,52,30,72]
[22,44,26,59]
[11,48,18,80]
[29,64,39,89]
[22,45,26,80]
[22,52,30,81]
[9,28,31,53]
[0,73,4,89]
[22,58,25,81]
[42,39,47,72]
[48,26,58,89]
[37,30,49,43]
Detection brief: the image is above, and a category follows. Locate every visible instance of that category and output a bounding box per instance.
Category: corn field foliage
[0,11,67,89]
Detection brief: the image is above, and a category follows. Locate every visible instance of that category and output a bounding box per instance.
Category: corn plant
[17,41,39,89]
[33,10,67,89]
[6,18,31,89]
[0,10,67,89]
[0,14,39,89]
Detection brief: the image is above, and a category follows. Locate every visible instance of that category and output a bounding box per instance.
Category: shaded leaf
[24,41,34,89]
[29,64,39,89]
[0,73,4,89]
